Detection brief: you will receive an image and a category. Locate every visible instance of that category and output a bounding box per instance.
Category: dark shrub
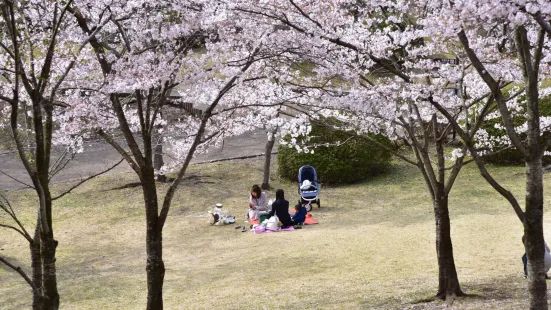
[278,118,393,185]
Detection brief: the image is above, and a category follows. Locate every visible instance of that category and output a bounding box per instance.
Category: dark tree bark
[154,141,166,183]
[433,192,463,299]
[31,222,43,310]
[525,159,547,310]
[40,232,59,310]
[141,171,165,310]
[261,132,275,190]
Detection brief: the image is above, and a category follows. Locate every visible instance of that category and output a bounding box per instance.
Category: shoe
[234,225,242,229]
[294,225,302,229]
[241,226,247,232]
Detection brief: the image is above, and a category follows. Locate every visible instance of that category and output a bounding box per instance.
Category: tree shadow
[105,173,214,191]
[402,275,526,309]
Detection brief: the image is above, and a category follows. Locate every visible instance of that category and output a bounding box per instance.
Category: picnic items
[208,203,235,225]
[258,211,271,223]
[249,210,319,226]
[265,215,280,231]
[298,165,320,211]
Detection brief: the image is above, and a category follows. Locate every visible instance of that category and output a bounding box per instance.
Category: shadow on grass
[369,275,527,309]
[0,254,29,274]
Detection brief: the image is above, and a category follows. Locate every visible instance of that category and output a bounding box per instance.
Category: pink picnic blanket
[248,212,319,225]
[253,226,295,234]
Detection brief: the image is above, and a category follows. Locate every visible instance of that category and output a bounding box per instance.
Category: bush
[482,95,551,165]
[278,118,394,185]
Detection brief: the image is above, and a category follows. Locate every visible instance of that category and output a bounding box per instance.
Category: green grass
[0,158,548,309]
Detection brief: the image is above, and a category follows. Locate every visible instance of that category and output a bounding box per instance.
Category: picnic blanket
[253,226,295,234]
[248,211,319,225]
[290,209,319,225]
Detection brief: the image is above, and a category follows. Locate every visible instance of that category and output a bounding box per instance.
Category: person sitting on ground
[269,189,294,228]
[248,184,269,220]
[292,203,307,225]
[521,235,551,278]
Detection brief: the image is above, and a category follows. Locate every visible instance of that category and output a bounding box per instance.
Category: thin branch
[52,158,124,201]
[288,0,324,29]
[0,169,34,190]
[49,14,112,103]
[0,223,32,243]
[0,256,38,294]
[96,129,140,174]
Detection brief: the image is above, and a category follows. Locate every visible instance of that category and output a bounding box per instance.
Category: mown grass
[0,158,549,309]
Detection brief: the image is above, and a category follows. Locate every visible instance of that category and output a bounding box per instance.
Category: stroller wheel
[317,198,321,208]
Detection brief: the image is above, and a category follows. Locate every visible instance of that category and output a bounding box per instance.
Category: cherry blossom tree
[419,1,551,308]
[0,0,118,308]
[232,0,549,304]
[61,1,305,308]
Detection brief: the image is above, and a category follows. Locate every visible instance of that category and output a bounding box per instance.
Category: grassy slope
[0,158,548,309]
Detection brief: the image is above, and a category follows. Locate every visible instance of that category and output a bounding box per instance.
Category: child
[292,203,307,225]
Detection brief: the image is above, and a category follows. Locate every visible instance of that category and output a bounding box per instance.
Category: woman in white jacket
[248,185,269,220]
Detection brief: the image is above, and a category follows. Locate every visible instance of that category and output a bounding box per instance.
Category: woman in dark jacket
[269,189,294,228]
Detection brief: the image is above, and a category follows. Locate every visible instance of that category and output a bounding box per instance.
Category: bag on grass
[266,215,279,231]
[254,224,266,234]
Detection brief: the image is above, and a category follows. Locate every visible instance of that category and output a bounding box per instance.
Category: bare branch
[96,129,141,175]
[0,256,38,294]
[52,158,124,201]
[0,224,32,243]
[0,169,33,189]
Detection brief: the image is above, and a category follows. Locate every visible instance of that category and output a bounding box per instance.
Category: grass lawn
[0,158,549,309]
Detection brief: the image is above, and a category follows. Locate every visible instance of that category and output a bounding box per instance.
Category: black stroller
[297,165,320,212]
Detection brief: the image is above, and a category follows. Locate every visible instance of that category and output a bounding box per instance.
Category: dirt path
[0,130,271,190]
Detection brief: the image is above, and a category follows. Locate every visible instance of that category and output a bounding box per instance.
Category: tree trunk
[261,132,275,190]
[154,141,166,183]
[31,221,43,310]
[38,189,59,310]
[153,123,166,183]
[524,158,547,310]
[433,193,463,300]
[40,235,59,310]
[142,173,165,310]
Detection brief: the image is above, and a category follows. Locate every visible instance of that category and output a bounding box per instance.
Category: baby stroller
[297,165,320,212]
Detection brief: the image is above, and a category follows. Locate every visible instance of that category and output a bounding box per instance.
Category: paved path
[0,130,271,190]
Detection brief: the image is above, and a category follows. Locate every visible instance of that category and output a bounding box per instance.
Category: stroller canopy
[298,165,317,184]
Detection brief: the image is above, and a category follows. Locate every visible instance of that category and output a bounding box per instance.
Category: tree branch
[96,129,140,175]
[0,256,38,294]
[428,96,525,222]
[51,158,124,201]
[0,169,34,189]
[457,28,528,157]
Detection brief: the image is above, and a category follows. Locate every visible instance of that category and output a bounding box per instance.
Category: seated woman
[269,189,294,228]
[248,184,269,220]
